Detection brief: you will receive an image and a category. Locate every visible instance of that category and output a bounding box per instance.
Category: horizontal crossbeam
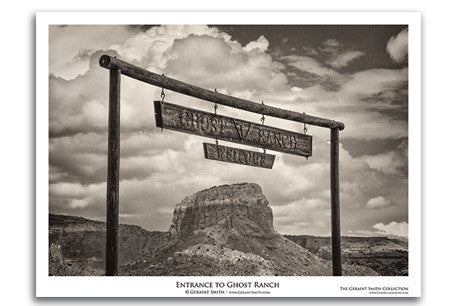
[99,55,344,130]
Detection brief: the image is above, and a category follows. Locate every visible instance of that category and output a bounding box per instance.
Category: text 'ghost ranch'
[155,101,312,157]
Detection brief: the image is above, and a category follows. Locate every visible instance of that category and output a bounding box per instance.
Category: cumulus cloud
[322,39,340,50]
[366,196,392,209]
[243,35,269,52]
[272,197,331,234]
[279,57,407,141]
[357,140,408,178]
[347,221,408,238]
[69,198,91,209]
[281,41,405,140]
[48,25,409,235]
[110,25,233,68]
[362,152,407,176]
[165,35,286,92]
[340,67,408,100]
[386,28,408,63]
[373,221,408,237]
[49,26,290,139]
[49,25,141,79]
[283,67,408,141]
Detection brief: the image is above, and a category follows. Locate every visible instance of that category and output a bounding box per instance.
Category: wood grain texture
[99,55,344,278]
[203,143,275,169]
[105,69,121,276]
[100,55,344,130]
[155,101,312,157]
[330,128,342,276]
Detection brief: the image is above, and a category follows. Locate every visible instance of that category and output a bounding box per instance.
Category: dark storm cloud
[216,25,407,70]
[341,138,407,158]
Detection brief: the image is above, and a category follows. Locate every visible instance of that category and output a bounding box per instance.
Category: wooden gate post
[105,68,121,276]
[330,127,342,276]
[99,55,345,277]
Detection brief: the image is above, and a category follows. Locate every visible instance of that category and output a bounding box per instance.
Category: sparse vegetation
[49,184,406,276]
[285,235,408,276]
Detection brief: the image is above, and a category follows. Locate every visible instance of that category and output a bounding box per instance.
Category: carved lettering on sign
[203,143,275,169]
[233,120,251,141]
[154,101,312,157]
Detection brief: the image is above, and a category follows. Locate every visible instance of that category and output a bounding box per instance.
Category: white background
[34,11,421,298]
[0,0,447,305]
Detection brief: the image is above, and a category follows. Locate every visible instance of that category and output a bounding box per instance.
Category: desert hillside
[286,235,408,276]
[49,183,405,276]
[49,214,167,276]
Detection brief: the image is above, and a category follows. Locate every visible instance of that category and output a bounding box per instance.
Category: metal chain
[214,89,219,116]
[261,101,266,154]
[160,88,165,102]
[160,73,166,103]
[159,73,166,131]
[214,89,219,145]
[260,101,265,125]
[303,112,308,134]
[302,112,309,159]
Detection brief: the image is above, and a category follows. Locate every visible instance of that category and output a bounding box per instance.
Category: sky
[48,24,408,238]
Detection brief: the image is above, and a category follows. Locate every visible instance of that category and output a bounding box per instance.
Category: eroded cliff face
[155,182,377,276]
[49,183,379,276]
[168,183,274,237]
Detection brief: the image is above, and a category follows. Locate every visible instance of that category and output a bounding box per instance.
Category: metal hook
[213,89,219,116]
[160,88,165,102]
[303,112,308,134]
[160,73,166,103]
[261,101,266,154]
[214,89,219,144]
[159,75,166,131]
[260,101,265,125]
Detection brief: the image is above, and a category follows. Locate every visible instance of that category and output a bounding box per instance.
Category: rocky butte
[49,183,380,276]
[121,182,377,276]
[169,183,274,238]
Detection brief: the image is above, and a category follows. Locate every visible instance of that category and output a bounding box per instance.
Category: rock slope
[122,183,377,276]
[49,214,167,276]
[286,235,408,276]
[169,183,274,237]
[49,183,379,276]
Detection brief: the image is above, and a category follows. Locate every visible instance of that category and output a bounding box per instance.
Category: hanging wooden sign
[154,101,312,157]
[203,143,275,169]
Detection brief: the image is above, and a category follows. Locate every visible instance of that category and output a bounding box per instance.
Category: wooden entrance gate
[99,54,345,276]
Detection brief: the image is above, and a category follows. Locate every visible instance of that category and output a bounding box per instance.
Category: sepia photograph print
[36,12,421,297]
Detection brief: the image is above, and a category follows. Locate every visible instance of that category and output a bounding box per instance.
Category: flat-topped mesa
[169,183,274,237]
